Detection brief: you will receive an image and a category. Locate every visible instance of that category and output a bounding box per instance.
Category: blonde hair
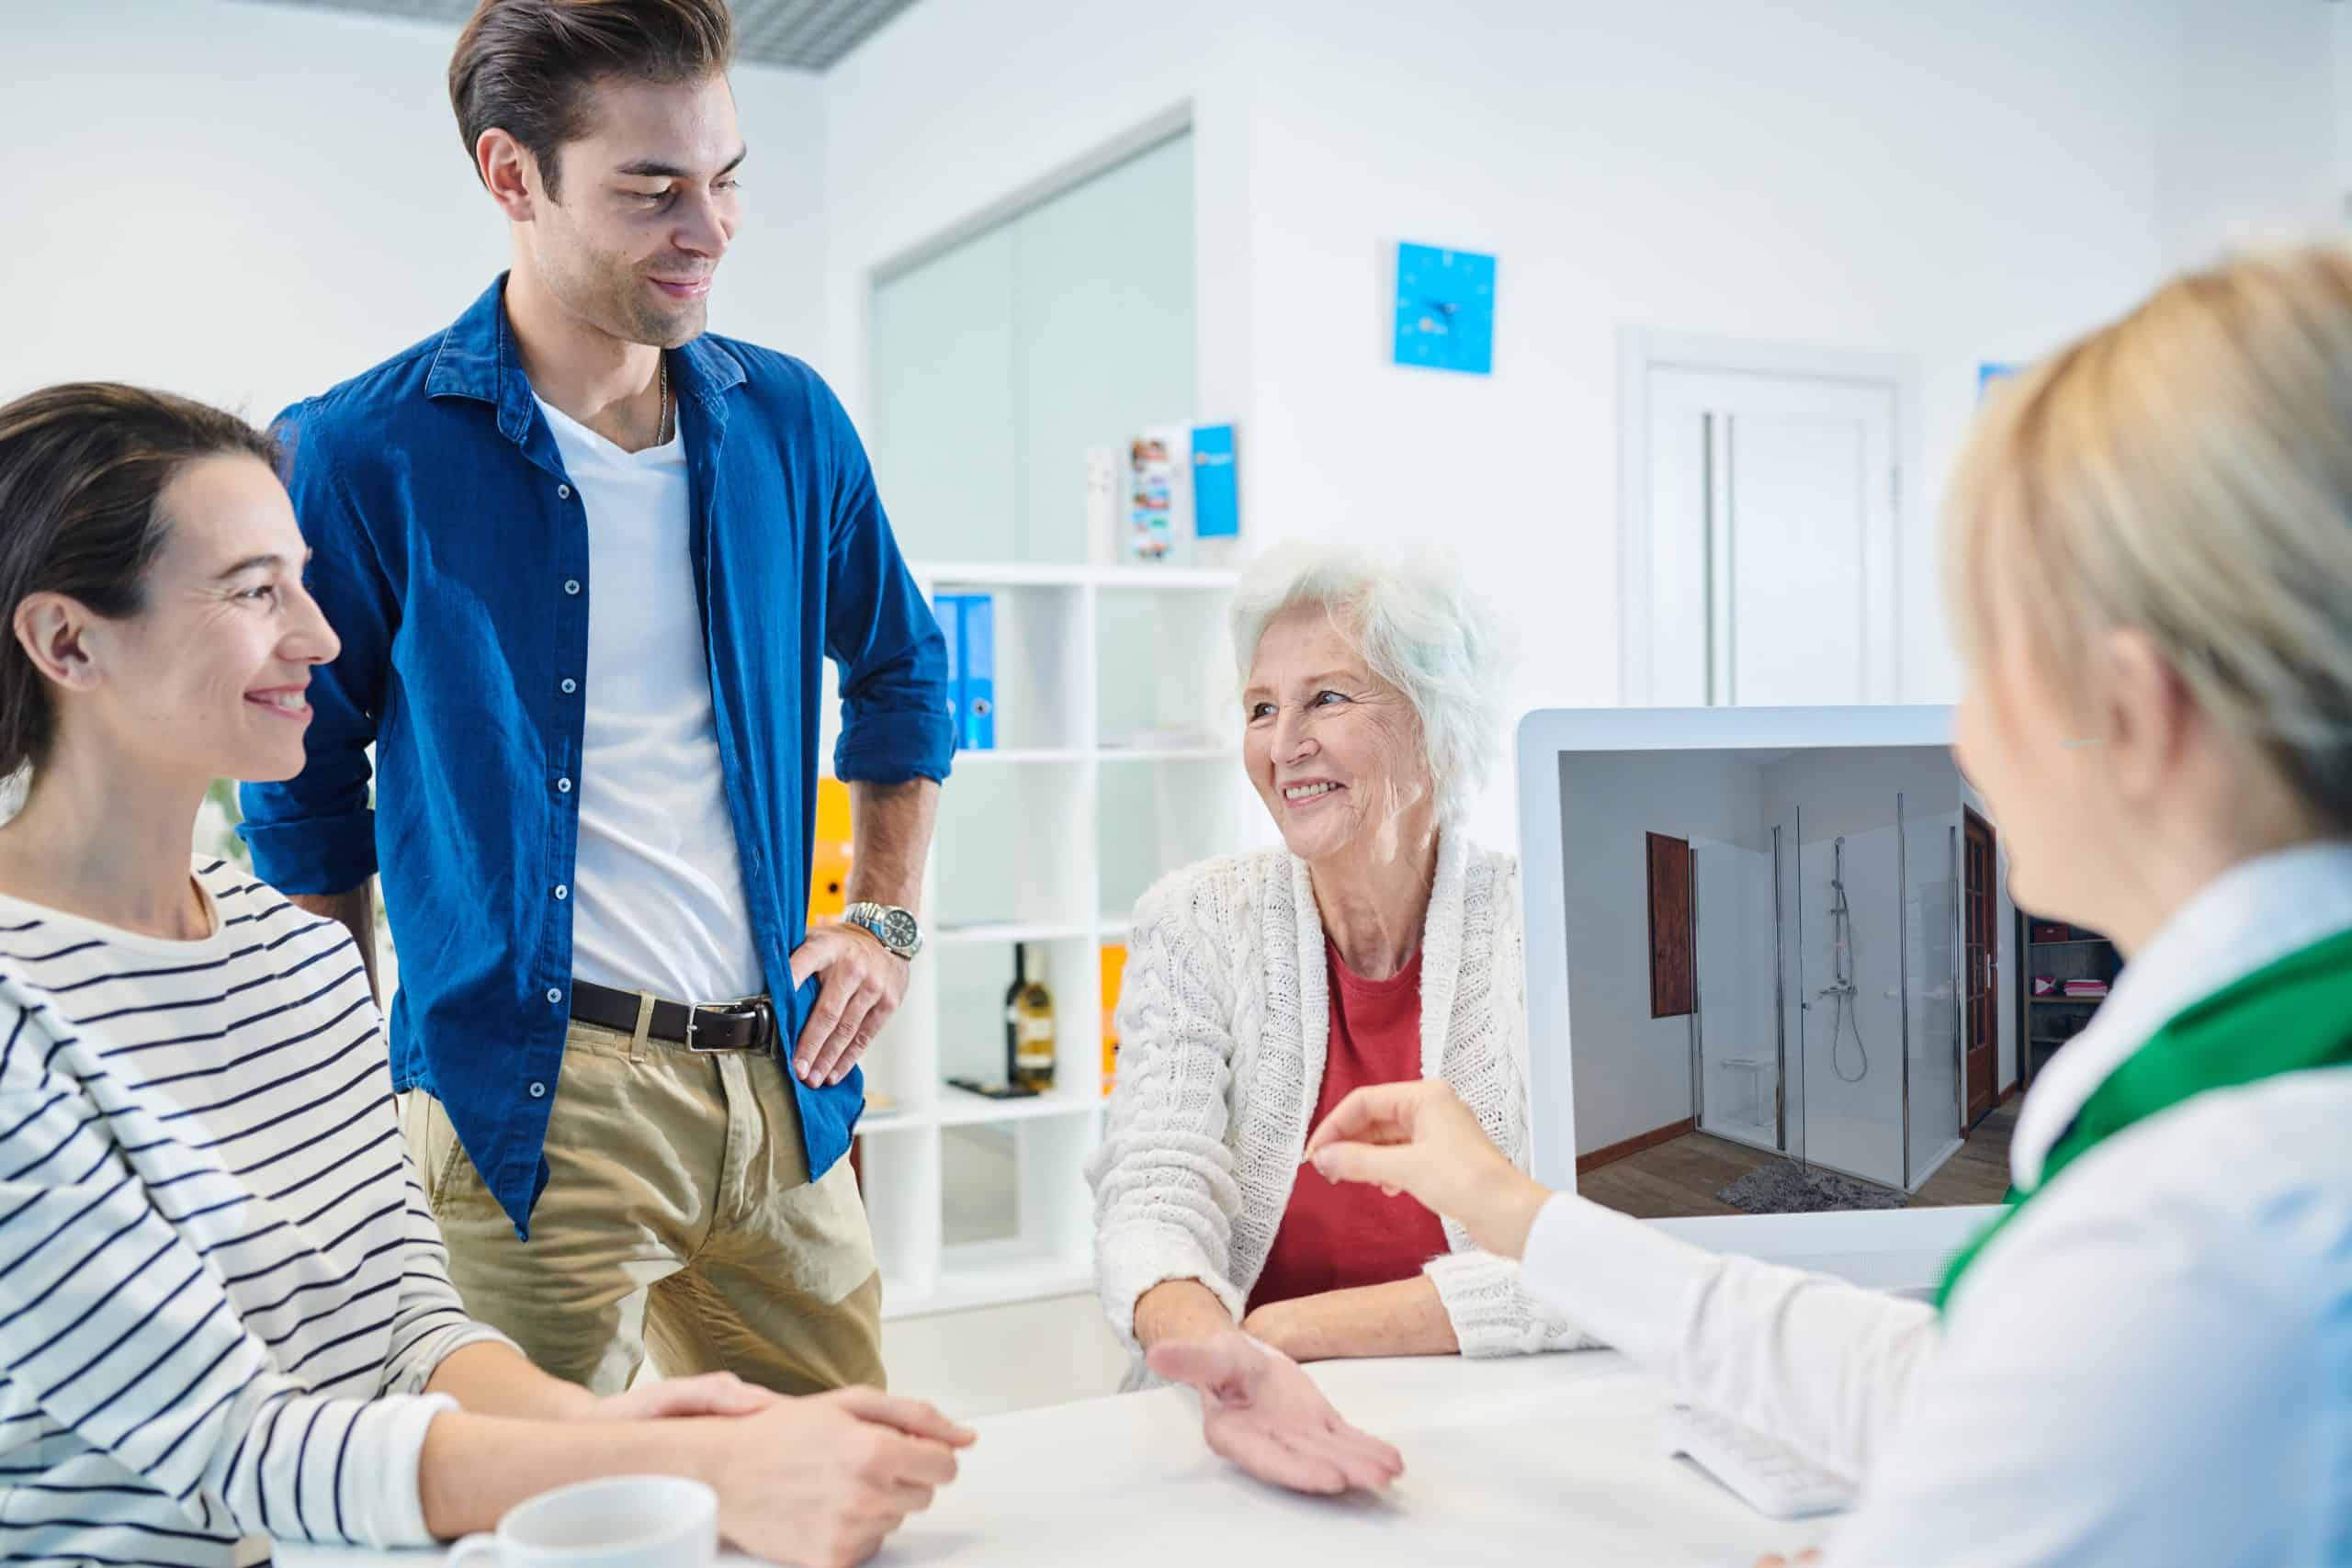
[1944,245,2352,825]
[1229,542,1510,827]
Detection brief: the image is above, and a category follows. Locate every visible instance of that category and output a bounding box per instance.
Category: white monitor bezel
[1515,704,2001,1290]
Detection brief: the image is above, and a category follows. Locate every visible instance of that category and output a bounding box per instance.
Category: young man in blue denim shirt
[241,0,951,1398]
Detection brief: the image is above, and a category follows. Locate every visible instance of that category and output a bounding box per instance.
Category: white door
[1634,363,1899,706]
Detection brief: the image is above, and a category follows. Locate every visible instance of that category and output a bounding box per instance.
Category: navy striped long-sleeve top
[0,856,514,1567]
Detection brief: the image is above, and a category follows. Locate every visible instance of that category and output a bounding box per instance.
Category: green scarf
[1936,923,2352,1311]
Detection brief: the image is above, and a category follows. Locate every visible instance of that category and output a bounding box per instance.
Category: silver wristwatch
[841,902,924,960]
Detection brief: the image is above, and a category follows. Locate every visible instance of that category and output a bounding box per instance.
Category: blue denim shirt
[241,276,952,1236]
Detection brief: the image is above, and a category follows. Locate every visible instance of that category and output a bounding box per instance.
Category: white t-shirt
[535,396,765,1005]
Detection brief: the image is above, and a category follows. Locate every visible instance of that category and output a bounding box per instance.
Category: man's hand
[1147,1329,1403,1495]
[707,1386,975,1568]
[787,924,909,1086]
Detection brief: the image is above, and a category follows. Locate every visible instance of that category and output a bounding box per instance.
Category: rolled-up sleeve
[818,388,952,786]
[239,402,393,896]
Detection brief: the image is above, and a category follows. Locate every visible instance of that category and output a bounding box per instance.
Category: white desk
[284,1353,1832,1568]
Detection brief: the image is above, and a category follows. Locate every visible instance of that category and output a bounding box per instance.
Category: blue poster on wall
[1191,423,1239,538]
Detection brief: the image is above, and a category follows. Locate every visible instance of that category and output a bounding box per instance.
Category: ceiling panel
[237,0,921,71]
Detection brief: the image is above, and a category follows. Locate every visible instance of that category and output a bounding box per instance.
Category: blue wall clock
[1393,243,1497,375]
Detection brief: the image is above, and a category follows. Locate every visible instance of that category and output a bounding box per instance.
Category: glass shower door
[1775,811,1806,1168]
[1693,831,1785,1154]
[1903,798,1966,1185]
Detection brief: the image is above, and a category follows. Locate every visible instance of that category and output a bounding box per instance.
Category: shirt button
[557,484,571,500]
[557,776,572,794]
[563,579,581,596]
[528,1080,548,1099]
[554,885,569,901]
[561,678,578,694]
[545,987,562,1005]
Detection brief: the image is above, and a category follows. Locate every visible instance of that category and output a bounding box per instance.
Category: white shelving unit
[839,560,1268,1320]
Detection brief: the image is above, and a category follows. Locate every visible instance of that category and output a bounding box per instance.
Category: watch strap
[842,901,923,959]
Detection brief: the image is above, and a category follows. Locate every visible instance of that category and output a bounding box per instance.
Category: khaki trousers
[405,1011,886,1396]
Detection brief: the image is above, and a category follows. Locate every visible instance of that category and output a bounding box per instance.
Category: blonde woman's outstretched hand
[1305,1080,1554,1259]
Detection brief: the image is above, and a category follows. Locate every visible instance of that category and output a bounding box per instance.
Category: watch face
[1393,241,1497,375]
[878,908,920,949]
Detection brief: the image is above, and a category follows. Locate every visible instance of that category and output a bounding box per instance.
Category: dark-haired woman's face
[89,456,339,787]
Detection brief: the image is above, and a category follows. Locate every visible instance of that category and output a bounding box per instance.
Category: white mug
[447,1474,718,1568]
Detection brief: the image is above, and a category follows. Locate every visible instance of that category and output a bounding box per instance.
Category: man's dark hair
[0,384,279,780]
[448,0,735,200]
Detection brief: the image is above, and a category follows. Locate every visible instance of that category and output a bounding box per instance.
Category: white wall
[1556,748,1768,1156]
[820,0,2339,853]
[1759,748,1962,850]
[2156,2,2336,265]
[2337,5,2352,214]
[4,0,828,419]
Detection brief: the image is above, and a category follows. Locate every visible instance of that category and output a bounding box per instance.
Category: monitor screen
[1551,740,2028,1220]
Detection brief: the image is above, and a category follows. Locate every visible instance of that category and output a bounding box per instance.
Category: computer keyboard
[1663,1403,1858,1519]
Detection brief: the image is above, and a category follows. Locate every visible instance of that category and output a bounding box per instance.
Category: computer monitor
[1516,705,2010,1292]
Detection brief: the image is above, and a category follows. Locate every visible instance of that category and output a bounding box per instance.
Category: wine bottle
[1002,943,1026,1086]
[1007,944,1057,1091]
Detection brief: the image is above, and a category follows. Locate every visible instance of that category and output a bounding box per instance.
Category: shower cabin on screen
[1559,744,2014,1211]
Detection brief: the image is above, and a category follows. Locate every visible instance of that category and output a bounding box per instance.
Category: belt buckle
[685,996,774,1055]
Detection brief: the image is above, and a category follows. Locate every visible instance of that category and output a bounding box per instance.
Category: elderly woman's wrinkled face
[1242,604,1432,864]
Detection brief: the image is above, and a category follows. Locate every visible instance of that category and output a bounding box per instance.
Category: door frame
[1616,328,1924,706]
[1962,807,1999,1130]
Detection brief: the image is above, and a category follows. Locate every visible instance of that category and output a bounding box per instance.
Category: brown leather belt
[570,977,776,1054]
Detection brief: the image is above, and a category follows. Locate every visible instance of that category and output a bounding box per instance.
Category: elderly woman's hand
[1306,1080,1553,1259]
[1147,1328,1403,1495]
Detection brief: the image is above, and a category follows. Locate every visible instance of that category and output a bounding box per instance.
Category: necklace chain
[656,353,671,446]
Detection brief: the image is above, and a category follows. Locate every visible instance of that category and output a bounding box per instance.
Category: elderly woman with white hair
[1085,543,1588,1495]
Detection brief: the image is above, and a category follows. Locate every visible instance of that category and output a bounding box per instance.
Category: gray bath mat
[1716,1162,1909,1214]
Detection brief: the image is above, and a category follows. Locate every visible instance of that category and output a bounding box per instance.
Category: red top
[1247,938,1451,1313]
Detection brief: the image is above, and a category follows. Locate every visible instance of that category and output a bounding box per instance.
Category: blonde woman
[1307,246,2352,1563]
[1087,544,1587,1495]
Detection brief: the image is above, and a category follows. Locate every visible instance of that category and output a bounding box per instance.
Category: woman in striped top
[0,384,971,1568]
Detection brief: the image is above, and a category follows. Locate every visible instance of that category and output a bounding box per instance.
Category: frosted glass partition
[1694,835,1781,1153]
[1905,802,1965,1186]
[866,228,1018,559]
[868,132,1196,564]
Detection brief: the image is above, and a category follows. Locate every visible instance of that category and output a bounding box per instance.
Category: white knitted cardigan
[1087,830,1596,1376]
